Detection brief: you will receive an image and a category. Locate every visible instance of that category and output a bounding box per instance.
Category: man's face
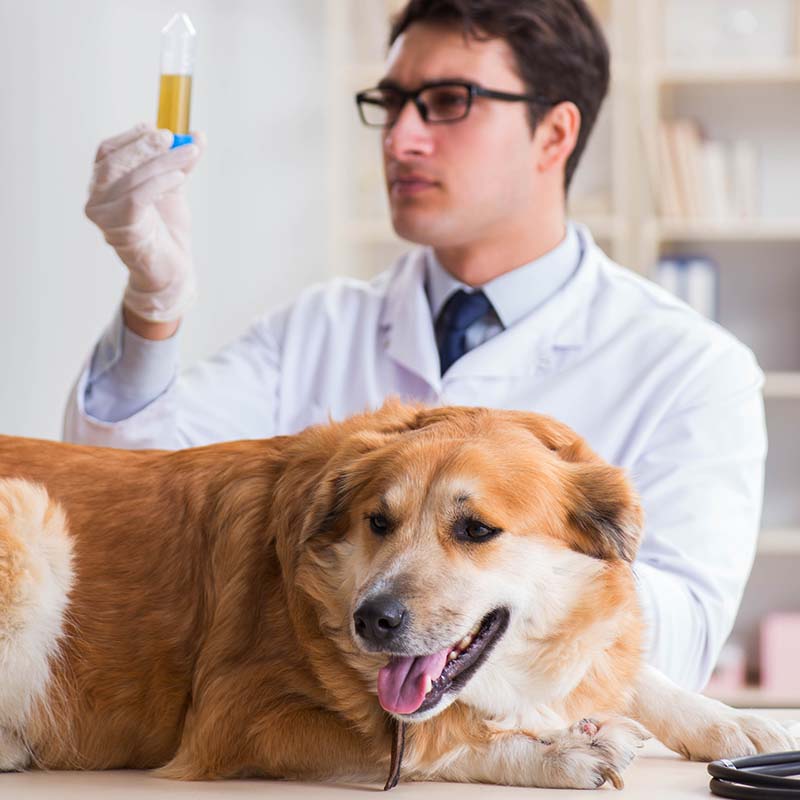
[380,23,546,249]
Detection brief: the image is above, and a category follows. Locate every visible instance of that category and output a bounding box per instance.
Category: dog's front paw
[538,716,650,789]
[675,709,797,762]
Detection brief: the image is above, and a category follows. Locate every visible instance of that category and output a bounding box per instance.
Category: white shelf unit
[655,61,800,86]
[637,0,800,708]
[326,0,800,706]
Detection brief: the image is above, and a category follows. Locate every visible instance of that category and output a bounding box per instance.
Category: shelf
[703,686,800,709]
[649,218,800,243]
[764,372,800,399]
[758,529,800,556]
[655,60,800,86]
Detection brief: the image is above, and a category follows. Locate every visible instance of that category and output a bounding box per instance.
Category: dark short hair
[389,0,610,191]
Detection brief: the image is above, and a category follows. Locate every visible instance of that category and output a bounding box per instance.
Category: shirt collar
[378,224,601,387]
[424,221,582,328]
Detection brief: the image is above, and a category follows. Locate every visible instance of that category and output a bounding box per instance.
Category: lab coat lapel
[379,227,602,384]
[443,229,600,379]
[380,249,442,391]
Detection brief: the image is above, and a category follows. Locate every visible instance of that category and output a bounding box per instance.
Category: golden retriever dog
[0,401,796,789]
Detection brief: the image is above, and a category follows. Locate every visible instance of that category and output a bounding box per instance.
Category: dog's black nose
[353,595,408,645]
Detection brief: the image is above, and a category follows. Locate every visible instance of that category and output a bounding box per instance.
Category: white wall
[0,0,328,438]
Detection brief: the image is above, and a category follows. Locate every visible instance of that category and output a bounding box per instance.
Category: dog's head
[294,401,643,723]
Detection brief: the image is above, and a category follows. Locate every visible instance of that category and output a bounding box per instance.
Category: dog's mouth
[376,607,510,717]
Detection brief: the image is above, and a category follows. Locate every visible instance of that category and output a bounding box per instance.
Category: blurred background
[0,0,798,706]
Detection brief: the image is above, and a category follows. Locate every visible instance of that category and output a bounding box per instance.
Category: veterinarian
[65,0,766,698]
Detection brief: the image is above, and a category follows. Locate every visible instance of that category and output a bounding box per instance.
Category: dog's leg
[411,715,650,789]
[0,728,30,771]
[628,664,798,761]
[0,478,74,771]
[158,700,391,782]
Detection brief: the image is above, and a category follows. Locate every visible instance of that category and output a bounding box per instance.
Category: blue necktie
[436,289,492,375]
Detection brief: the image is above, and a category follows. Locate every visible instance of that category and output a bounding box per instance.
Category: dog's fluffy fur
[0,402,795,788]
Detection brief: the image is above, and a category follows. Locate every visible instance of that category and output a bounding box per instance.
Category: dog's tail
[0,478,74,769]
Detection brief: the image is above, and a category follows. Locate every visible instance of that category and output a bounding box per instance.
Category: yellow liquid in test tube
[157,74,192,134]
[156,13,196,137]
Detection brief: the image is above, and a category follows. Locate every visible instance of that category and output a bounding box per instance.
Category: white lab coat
[64,226,767,692]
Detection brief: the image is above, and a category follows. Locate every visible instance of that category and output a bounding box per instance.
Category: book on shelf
[653,118,760,223]
[670,119,705,219]
[730,139,759,219]
[656,256,718,320]
[656,122,683,219]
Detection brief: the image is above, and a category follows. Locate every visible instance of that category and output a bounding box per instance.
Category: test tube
[157,12,196,148]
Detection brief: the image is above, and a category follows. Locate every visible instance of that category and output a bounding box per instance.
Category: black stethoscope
[708,751,800,799]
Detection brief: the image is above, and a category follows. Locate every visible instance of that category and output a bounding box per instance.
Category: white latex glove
[84,122,206,322]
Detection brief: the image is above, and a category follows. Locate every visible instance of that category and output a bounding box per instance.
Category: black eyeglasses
[355,80,557,128]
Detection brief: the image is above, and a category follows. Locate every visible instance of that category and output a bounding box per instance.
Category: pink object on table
[705,641,746,693]
[760,612,800,694]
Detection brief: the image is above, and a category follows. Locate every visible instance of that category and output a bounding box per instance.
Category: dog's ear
[292,401,426,549]
[508,410,643,562]
[561,460,643,562]
[499,410,594,461]
[299,430,397,547]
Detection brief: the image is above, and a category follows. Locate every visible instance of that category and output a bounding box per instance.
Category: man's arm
[65,122,205,446]
[64,306,283,450]
[630,338,766,692]
[124,306,179,340]
[77,306,180,426]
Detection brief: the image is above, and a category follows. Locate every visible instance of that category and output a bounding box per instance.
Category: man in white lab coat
[66,0,766,695]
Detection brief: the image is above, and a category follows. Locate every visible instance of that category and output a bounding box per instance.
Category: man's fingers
[130,168,187,208]
[94,122,152,163]
[87,170,187,234]
[91,142,198,205]
[106,143,198,201]
[189,130,207,153]
[91,128,175,192]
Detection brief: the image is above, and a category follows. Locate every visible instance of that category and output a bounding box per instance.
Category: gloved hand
[84,122,206,322]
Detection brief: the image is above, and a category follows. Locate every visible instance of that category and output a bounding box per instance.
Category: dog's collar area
[708,750,800,798]
[384,720,406,791]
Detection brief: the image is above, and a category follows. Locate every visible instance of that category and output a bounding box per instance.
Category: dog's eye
[461,519,500,543]
[368,512,390,535]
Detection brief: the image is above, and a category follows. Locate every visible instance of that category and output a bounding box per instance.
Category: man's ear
[535,100,581,175]
[507,409,643,562]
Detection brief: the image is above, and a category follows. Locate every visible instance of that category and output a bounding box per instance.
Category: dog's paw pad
[572,718,600,737]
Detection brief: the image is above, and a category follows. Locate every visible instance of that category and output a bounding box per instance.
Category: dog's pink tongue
[377,648,450,714]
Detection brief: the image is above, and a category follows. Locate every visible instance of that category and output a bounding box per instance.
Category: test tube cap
[171,133,194,149]
[161,12,196,75]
